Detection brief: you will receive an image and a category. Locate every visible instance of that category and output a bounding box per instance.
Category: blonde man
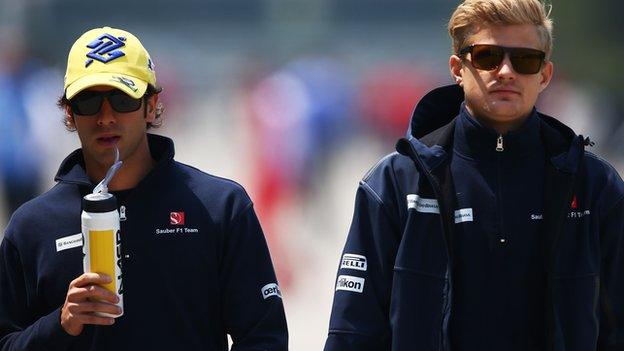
[325,1,623,350]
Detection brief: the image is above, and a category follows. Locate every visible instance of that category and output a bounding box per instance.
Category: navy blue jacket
[449,104,548,349]
[0,134,288,350]
[324,85,624,351]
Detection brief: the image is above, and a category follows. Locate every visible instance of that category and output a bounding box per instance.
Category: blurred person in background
[324,0,624,350]
[0,26,287,350]
[0,27,43,217]
[358,62,433,141]
[246,57,354,288]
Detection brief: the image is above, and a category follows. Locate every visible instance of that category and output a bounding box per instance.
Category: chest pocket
[394,194,448,278]
[555,207,599,277]
[390,194,448,349]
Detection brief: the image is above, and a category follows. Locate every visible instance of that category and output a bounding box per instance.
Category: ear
[449,55,464,86]
[538,61,554,92]
[64,105,76,129]
[145,94,159,123]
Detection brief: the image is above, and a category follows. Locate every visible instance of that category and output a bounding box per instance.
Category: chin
[486,102,525,119]
[92,149,119,164]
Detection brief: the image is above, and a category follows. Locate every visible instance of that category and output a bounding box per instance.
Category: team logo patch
[110,76,138,92]
[170,212,185,225]
[454,208,473,223]
[55,233,83,252]
[261,283,282,299]
[407,194,440,214]
[336,275,365,293]
[571,195,578,209]
[85,34,126,67]
[341,254,367,271]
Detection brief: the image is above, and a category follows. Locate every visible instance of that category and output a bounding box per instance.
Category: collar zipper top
[496,134,504,152]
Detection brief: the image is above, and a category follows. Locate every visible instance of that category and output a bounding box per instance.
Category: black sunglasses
[70,89,143,116]
[459,44,546,75]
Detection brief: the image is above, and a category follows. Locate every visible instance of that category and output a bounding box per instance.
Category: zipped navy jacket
[0,134,288,350]
[324,85,624,351]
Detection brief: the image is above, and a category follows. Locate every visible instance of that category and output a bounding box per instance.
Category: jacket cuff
[35,308,76,347]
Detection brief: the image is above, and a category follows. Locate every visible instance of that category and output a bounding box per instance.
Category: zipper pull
[496,134,504,152]
[119,206,127,221]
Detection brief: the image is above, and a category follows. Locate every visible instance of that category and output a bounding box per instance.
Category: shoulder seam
[585,151,621,176]
[174,161,249,192]
[362,152,399,182]
[229,202,254,228]
[602,193,624,222]
[360,180,402,235]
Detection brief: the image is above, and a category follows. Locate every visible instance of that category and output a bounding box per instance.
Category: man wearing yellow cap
[0,27,288,350]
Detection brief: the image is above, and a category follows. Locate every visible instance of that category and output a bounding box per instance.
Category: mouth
[490,89,520,95]
[96,135,121,147]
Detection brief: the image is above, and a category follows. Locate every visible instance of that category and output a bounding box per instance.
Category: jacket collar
[397,84,585,174]
[454,104,542,160]
[54,133,176,187]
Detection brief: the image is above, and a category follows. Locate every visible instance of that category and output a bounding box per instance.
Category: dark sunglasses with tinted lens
[70,90,143,116]
[459,44,546,75]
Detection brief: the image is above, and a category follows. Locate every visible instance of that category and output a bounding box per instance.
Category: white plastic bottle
[82,192,124,318]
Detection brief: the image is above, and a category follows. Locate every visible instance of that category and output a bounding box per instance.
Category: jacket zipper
[120,205,127,221]
[496,134,504,152]
[496,148,507,245]
[118,205,129,260]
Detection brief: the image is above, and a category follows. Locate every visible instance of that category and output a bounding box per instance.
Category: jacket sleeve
[598,195,624,351]
[0,238,76,351]
[324,182,401,351]
[220,203,288,351]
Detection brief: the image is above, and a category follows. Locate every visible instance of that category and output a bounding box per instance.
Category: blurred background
[0,0,621,349]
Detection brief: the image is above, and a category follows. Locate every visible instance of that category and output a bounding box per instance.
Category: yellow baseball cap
[64,26,157,100]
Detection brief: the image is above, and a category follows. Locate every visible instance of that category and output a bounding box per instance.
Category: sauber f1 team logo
[170,212,185,225]
[571,195,578,209]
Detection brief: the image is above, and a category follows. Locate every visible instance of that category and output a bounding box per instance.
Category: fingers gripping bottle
[81,148,124,318]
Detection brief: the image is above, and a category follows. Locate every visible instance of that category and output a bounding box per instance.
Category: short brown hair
[448,0,553,59]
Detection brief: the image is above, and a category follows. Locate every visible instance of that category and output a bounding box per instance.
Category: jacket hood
[54,133,175,187]
[399,84,586,173]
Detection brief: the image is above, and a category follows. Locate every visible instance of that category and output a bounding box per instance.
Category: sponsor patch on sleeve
[336,275,365,293]
[55,233,83,252]
[341,253,367,271]
[261,283,282,299]
[407,194,440,214]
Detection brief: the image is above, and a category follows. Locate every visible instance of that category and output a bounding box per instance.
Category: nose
[96,98,117,126]
[496,54,516,80]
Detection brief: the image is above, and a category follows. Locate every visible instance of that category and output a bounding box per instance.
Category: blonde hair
[448,0,553,59]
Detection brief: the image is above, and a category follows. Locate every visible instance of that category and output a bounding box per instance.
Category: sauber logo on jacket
[170,212,185,225]
[155,211,199,235]
[341,254,367,271]
[571,195,578,209]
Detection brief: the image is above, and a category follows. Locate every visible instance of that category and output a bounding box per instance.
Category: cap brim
[65,73,148,100]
